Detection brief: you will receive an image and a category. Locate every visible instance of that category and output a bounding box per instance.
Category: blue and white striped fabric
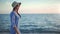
[10,11,21,34]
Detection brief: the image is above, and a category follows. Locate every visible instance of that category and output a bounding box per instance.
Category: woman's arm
[14,25,20,34]
[11,14,20,34]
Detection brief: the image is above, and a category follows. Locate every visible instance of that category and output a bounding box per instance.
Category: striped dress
[10,11,21,34]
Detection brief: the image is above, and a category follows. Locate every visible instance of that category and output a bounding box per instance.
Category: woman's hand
[14,25,20,34]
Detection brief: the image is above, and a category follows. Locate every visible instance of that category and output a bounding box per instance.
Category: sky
[0,0,60,14]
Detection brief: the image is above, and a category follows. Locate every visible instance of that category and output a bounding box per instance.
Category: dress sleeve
[11,14,16,27]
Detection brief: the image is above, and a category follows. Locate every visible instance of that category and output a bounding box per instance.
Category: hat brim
[18,3,21,5]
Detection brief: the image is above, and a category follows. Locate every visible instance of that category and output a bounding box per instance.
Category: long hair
[13,4,21,18]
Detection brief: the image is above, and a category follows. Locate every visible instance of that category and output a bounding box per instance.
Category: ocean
[0,14,60,34]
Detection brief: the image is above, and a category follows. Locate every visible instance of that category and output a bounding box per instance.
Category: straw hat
[12,1,21,8]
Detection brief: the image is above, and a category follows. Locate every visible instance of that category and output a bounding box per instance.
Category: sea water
[0,14,60,33]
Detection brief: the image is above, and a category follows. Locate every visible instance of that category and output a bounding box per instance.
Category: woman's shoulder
[10,11,15,16]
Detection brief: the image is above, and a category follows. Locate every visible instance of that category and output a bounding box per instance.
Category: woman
[10,1,21,34]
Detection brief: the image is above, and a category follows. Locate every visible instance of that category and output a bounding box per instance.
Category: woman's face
[16,4,20,10]
[13,4,21,12]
